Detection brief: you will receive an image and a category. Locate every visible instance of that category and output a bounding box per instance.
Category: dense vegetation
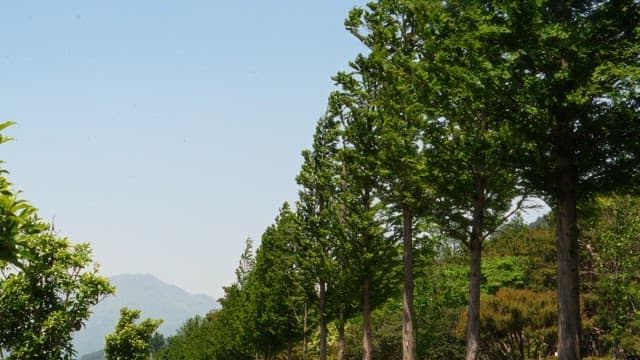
[152,201,640,360]
[1,0,639,359]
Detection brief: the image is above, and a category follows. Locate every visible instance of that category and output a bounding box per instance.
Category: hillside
[73,274,217,357]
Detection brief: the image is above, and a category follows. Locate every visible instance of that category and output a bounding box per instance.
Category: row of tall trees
[178,1,638,359]
[159,193,640,359]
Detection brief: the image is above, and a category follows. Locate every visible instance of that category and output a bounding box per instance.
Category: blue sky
[1,1,368,298]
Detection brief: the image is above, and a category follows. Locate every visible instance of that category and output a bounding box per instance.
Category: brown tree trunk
[402,205,415,360]
[320,280,328,360]
[338,307,346,360]
[363,273,373,360]
[303,301,308,360]
[287,341,293,360]
[466,176,485,360]
[556,150,581,360]
[362,216,373,360]
[466,233,482,360]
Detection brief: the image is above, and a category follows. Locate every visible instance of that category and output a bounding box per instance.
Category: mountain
[79,349,104,360]
[73,274,218,357]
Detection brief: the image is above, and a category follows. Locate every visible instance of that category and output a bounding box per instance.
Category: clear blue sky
[0,1,368,298]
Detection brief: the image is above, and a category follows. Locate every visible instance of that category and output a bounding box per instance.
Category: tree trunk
[303,301,308,360]
[402,205,415,360]
[556,151,581,360]
[320,280,328,360]
[363,273,373,360]
[466,175,485,360]
[338,307,346,360]
[362,221,373,360]
[287,341,293,360]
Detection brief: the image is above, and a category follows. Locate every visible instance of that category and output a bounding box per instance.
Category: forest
[1,0,640,359]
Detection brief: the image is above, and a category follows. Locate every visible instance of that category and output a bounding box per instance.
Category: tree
[158,315,216,360]
[104,307,163,360]
[296,115,343,360]
[0,121,39,267]
[331,63,401,360]
[504,2,640,358]
[403,2,529,358]
[0,226,114,359]
[343,4,433,358]
[235,237,255,288]
[149,333,167,357]
[208,239,256,360]
[342,3,529,359]
[248,203,306,359]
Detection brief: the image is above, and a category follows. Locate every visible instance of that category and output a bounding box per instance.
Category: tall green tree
[296,115,343,360]
[405,2,527,358]
[0,226,114,359]
[104,307,163,360]
[248,203,306,359]
[504,2,640,358]
[209,238,256,359]
[149,332,167,357]
[344,4,432,358]
[331,63,400,360]
[158,315,216,360]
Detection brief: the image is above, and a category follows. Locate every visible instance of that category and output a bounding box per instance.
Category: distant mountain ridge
[73,274,218,357]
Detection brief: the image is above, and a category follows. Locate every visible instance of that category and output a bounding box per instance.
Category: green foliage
[149,332,166,357]
[295,115,357,341]
[428,255,529,300]
[0,121,42,267]
[330,58,402,306]
[414,259,467,360]
[485,216,557,292]
[481,256,528,295]
[208,238,256,359]
[104,307,163,360]
[246,203,306,357]
[235,237,254,288]
[0,227,114,359]
[582,195,640,357]
[209,284,254,359]
[474,288,557,360]
[157,315,216,360]
[505,2,640,355]
[184,239,257,360]
[507,1,640,197]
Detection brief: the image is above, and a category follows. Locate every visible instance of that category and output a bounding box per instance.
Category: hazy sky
[1,1,550,300]
[0,1,369,298]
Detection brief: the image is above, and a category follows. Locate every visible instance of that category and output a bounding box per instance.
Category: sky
[0,1,369,299]
[0,1,549,300]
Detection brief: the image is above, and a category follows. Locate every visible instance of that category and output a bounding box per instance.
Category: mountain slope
[73,274,217,357]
